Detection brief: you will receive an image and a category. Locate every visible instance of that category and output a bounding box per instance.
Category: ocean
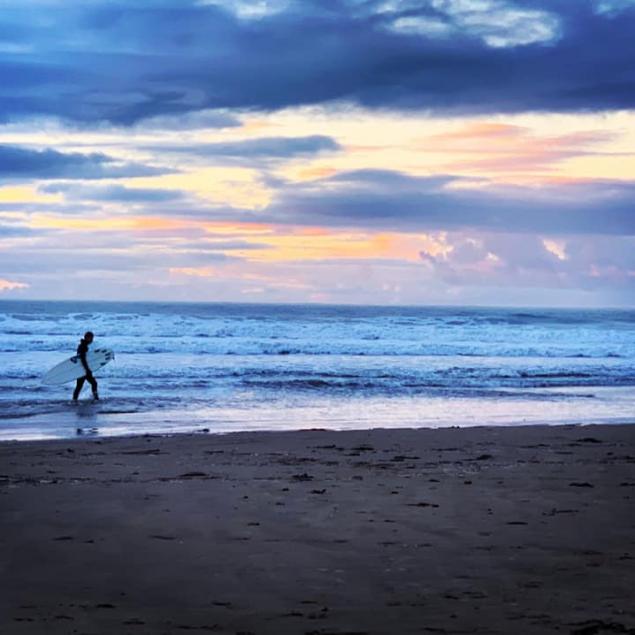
[0,300,633,440]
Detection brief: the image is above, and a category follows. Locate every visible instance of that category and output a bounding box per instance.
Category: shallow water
[1,300,633,440]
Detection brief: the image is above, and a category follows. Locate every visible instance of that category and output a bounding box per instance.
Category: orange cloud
[0,278,29,292]
[247,231,448,263]
[240,118,274,134]
[543,239,567,260]
[295,166,338,180]
[433,122,521,141]
[247,232,392,262]
[202,221,273,236]
[31,214,188,232]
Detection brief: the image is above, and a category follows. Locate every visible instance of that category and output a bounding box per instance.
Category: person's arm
[79,344,92,375]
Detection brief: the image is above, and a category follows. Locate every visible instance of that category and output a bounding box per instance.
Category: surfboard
[42,348,115,385]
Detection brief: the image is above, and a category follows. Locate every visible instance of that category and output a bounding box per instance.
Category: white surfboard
[42,348,115,385]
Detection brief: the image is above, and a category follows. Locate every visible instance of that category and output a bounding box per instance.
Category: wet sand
[1,424,634,635]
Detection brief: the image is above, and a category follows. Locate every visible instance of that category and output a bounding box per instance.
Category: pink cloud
[0,278,29,292]
[424,123,617,173]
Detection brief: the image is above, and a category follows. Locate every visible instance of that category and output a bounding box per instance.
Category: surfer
[72,331,99,402]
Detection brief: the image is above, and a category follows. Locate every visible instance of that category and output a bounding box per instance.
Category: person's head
[84,331,94,343]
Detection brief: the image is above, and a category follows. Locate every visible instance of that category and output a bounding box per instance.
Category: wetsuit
[72,338,98,400]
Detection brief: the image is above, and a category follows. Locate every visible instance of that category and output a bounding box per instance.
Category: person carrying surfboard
[72,331,99,401]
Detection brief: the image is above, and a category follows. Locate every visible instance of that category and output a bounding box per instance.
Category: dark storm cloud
[259,169,635,235]
[1,1,634,124]
[0,144,170,180]
[152,135,341,161]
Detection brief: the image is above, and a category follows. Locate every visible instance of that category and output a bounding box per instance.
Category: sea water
[0,300,633,440]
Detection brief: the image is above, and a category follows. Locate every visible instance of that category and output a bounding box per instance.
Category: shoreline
[1,423,634,634]
[2,414,635,445]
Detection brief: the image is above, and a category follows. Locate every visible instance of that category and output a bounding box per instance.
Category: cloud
[258,169,635,235]
[0,201,101,216]
[379,0,561,48]
[178,239,271,251]
[135,109,241,131]
[0,277,29,292]
[148,135,341,164]
[595,0,635,15]
[0,144,171,180]
[424,123,619,172]
[40,183,185,202]
[206,0,290,21]
[0,1,634,124]
[0,223,37,237]
[418,231,635,299]
[0,245,240,275]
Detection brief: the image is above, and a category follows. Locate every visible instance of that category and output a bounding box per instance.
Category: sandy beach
[1,424,634,635]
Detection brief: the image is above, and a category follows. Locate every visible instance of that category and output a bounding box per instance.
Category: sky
[0,0,634,307]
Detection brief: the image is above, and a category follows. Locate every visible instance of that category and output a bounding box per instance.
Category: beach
[1,423,634,635]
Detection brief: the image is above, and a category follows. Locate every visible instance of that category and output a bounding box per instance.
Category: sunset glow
[1,1,633,306]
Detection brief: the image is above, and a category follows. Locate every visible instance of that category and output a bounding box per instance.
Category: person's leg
[87,374,99,399]
[73,377,86,401]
